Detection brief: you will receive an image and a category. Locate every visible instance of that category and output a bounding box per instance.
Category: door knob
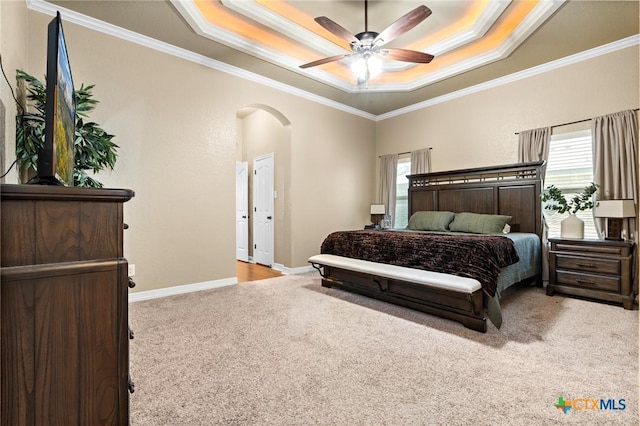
[267,216,272,220]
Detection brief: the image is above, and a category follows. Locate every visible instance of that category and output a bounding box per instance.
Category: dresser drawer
[556,270,620,292]
[555,254,620,275]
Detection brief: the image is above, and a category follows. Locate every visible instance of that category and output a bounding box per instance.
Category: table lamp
[370,204,385,228]
[594,199,635,240]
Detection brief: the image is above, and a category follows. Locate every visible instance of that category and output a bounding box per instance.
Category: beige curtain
[518,127,551,282]
[592,110,638,242]
[518,127,551,176]
[410,148,431,175]
[379,154,398,227]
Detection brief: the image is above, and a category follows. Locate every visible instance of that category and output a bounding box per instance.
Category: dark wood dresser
[1,184,134,425]
[547,237,635,309]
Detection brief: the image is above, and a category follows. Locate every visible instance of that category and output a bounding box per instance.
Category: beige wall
[5,4,375,293]
[290,108,376,267]
[375,46,639,173]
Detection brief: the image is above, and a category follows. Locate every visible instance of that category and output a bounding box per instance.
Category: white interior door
[235,161,249,262]
[252,153,274,266]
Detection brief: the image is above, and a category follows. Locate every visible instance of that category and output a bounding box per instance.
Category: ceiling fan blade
[315,16,359,44]
[374,5,432,46]
[299,53,350,69]
[381,48,434,64]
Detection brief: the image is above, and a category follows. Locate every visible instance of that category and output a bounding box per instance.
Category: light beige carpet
[129,274,638,425]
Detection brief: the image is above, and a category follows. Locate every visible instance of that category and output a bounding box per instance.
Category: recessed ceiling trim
[219,0,345,56]
[425,0,511,56]
[362,0,565,92]
[170,0,363,92]
[171,0,565,93]
[218,0,512,75]
[223,0,409,74]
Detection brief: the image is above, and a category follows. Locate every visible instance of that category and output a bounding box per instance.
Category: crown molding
[363,0,565,92]
[26,1,640,122]
[416,0,511,57]
[174,0,524,92]
[217,0,511,74]
[219,0,344,55]
[376,34,640,121]
[26,0,376,120]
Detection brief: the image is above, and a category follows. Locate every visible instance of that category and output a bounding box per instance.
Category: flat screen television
[33,11,75,186]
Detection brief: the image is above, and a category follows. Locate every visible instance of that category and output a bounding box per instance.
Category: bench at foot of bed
[308,254,487,333]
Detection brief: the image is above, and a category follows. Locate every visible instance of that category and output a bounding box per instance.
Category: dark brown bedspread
[320,230,519,297]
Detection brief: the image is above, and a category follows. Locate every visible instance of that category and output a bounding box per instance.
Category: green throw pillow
[407,211,455,231]
[449,212,512,234]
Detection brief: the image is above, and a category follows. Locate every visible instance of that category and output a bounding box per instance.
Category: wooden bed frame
[314,161,545,332]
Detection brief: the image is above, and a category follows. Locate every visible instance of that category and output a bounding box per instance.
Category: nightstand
[548,238,636,309]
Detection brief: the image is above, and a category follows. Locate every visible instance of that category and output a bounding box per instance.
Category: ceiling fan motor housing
[354,31,379,45]
[352,31,382,57]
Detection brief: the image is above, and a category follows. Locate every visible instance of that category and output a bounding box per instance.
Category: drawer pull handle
[576,263,596,268]
[576,279,595,286]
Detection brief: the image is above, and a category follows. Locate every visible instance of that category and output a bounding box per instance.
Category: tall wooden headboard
[408,161,544,239]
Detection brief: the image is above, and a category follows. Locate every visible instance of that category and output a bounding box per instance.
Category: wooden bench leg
[321,278,333,289]
[462,317,487,333]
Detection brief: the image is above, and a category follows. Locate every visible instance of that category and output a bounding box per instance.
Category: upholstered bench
[308,254,481,292]
[308,254,487,332]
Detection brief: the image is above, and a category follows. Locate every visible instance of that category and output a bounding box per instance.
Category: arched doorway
[236,105,292,270]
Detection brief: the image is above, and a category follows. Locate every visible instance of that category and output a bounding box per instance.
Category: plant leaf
[15,69,118,187]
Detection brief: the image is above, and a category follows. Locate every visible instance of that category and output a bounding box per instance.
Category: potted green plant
[15,69,118,188]
[542,182,598,238]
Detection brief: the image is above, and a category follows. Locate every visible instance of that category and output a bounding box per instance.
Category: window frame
[543,129,598,239]
[394,155,411,229]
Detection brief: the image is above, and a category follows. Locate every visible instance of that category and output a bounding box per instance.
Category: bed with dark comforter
[310,161,545,332]
[321,229,519,298]
[318,228,541,329]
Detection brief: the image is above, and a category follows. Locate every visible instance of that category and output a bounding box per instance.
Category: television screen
[36,11,75,186]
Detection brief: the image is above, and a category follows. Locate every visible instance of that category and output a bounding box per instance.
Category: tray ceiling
[43,1,640,116]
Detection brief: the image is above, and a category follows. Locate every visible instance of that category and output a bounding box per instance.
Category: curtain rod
[378,147,432,158]
[514,108,640,135]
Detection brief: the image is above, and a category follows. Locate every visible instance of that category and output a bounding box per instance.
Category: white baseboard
[272,263,314,275]
[129,263,314,303]
[129,277,237,302]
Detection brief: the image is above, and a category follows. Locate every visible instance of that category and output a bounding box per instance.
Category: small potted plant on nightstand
[542,183,598,239]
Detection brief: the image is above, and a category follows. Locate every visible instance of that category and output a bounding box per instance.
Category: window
[544,130,598,238]
[395,156,411,228]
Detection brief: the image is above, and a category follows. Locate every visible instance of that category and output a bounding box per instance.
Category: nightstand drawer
[556,270,620,292]
[548,237,635,309]
[555,254,620,275]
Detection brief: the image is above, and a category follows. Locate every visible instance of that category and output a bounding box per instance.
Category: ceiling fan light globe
[351,56,368,80]
[367,56,383,78]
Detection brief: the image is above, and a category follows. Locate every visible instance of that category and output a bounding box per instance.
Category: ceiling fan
[300,0,434,84]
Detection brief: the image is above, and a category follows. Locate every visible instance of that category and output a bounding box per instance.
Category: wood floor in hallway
[236,261,282,283]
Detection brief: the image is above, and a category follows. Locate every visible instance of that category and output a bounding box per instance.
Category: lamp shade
[594,199,636,218]
[370,204,386,215]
